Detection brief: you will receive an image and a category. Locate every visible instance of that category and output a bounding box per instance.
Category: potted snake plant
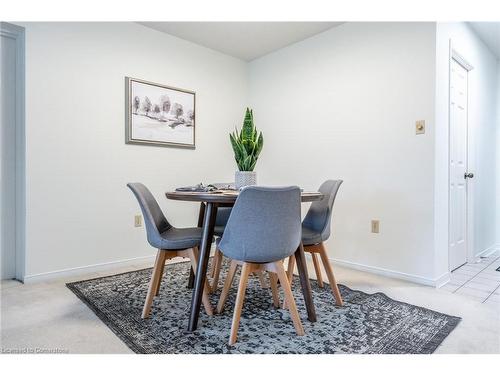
[230,108,264,189]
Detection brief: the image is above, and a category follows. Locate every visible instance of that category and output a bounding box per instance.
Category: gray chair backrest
[303,180,343,242]
[218,186,301,263]
[215,207,232,227]
[127,183,172,247]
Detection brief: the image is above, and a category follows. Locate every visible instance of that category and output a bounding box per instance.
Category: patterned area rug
[67,260,460,354]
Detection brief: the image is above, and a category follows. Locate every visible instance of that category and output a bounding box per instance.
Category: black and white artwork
[126,77,195,148]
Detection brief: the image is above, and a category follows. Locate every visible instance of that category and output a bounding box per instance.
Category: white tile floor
[440,251,500,308]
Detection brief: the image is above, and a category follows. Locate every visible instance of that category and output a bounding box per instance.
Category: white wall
[249,23,439,283]
[17,21,499,284]
[497,62,500,247]
[434,23,499,277]
[19,22,247,278]
[1,24,18,279]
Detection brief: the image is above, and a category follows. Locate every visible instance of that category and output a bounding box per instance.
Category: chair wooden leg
[229,262,252,345]
[210,248,221,277]
[269,272,280,308]
[209,251,217,278]
[318,242,343,306]
[283,255,296,309]
[210,248,223,293]
[286,255,295,283]
[274,261,304,336]
[257,271,268,289]
[311,252,324,288]
[216,259,238,314]
[187,247,214,315]
[154,257,167,296]
[142,250,167,318]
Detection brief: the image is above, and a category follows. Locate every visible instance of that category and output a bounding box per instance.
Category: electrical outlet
[415,120,425,135]
[134,215,142,227]
[371,220,380,233]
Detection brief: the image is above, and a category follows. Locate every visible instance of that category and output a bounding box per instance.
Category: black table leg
[188,203,206,289]
[187,267,195,289]
[187,202,217,331]
[294,242,317,322]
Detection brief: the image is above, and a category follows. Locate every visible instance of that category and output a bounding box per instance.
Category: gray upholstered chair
[215,186,304,345]
[127,183,213,318]
[286,180,343,306]
[203,206,266,293]
[208,207,231,290]
[210,207,269,292]
[213,207,232,237]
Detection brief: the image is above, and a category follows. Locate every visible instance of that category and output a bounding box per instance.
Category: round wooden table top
[165,189,323,204]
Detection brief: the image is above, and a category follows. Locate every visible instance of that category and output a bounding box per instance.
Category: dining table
[165,189,324,332]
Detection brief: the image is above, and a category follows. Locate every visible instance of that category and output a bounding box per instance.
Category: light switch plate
[371,220,380,233]
[416,120,425,135]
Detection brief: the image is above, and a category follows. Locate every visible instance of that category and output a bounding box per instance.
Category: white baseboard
[21,246,218,284]
[310,254,447,287]
[434,272,451,288]
[475,243,500,260]
[22,254,157,283]
[22,246,465,287]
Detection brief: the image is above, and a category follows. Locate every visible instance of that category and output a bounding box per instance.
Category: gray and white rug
[67,260,460,354]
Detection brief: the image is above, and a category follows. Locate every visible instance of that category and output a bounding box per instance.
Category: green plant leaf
[242,155,253,171]
[229,133,241,161]
[242,108,253,140]
[249,157,257,171]
[229,107,263,171]
[254,132,263,158]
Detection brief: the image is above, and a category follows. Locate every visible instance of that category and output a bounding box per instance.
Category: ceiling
[469,22,500,59]
[138,22,343,61]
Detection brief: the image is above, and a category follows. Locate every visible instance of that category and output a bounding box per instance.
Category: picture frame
[125,77,196,148]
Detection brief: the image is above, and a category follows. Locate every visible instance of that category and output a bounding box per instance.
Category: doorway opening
[0,22,25,281]
[448,48,474,272]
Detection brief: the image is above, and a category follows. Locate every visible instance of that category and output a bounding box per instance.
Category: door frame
[447,41,475,271]
[0,22,26,281]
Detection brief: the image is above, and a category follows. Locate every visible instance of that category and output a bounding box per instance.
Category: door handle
[464,172,474,179]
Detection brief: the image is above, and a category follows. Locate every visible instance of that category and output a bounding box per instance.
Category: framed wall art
[125,77,195,148]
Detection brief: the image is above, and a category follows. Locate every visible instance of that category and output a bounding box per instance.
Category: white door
[1,24,18,279]
[449,58,469,271]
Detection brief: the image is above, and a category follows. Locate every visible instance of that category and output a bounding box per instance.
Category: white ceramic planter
[235,171,257,189]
